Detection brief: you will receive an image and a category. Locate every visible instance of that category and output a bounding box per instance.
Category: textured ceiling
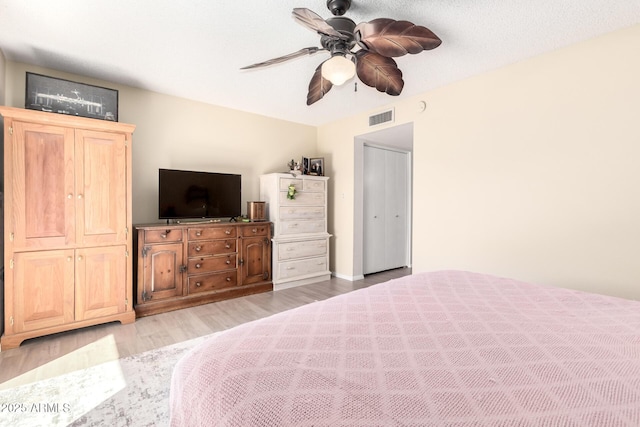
[0,0,638,126]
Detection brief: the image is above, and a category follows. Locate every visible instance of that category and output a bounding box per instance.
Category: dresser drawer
[188,254,236,273]
[278,257,328,279]
[279,220,325,235]
[188,239,236,257]
[240,224,269,237]
[303,179,325,192]
[278,239,327,261]
[279,206,324,220]
[188,271,238,294]
[143,228,183,243]
[188,227,236,240]
[279,177,303,191]
[279,177,326,192]
[279,191,324,206]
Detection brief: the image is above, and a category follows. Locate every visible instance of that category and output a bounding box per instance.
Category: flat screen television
[158,169,241,220]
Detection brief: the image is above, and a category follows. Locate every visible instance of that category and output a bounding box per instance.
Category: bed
[170,270,640,426]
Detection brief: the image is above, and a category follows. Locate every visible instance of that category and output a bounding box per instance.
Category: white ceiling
[0,0,638,127]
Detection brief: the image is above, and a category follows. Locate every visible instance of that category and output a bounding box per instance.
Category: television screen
[159,169,241,220]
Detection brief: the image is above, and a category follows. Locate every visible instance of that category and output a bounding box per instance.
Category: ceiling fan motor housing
[321,16,356,52]
[326,0,351,16]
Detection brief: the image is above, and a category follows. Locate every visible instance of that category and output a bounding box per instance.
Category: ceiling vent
[369,108,394,127]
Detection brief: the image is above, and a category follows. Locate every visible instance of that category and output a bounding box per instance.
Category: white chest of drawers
[260,173,331,289]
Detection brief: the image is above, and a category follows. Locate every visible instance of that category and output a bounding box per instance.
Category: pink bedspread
[170,270,640,426]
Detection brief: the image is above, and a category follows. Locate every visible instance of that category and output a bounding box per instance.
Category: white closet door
[384,149,407,270]
[363,146,386,274]
[363,145,408,274]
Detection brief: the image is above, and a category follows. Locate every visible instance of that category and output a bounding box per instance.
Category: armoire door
[10,121,76,250]
[363,145,409,274]
[75,245,128,321]
[75,129,128,247]
[11,249,75,333]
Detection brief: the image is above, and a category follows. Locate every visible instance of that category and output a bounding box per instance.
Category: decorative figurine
[287,183,297,200]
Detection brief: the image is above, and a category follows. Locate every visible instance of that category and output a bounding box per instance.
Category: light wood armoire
[0,106,136,350]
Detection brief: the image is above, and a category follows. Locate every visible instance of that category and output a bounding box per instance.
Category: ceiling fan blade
[355,50,404,96]
[241,47,324,69]
[307,62,333,105]
[292,8,348,40]
[355,18,441,57]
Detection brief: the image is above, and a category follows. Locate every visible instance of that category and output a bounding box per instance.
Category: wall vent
[368,108,394,127]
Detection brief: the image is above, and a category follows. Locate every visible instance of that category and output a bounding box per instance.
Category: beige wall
[319,24,640,300]
[4,63,317,224]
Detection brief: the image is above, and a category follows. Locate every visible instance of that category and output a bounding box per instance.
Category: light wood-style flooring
[0,268,410,390]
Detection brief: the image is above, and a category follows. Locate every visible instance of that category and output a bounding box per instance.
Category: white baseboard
[332,272,365,282]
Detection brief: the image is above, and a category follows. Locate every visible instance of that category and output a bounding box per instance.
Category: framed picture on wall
[25,72,119,121]
[309,158,325,176]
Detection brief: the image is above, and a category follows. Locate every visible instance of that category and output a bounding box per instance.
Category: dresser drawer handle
[252,228,257,233]
[196,231,202,237]
[286,267,295,270]
[161,229,171,239]
[225,243,231,249]
[226,259,231,265]
[226,277,231,282]
[225,230,231,235]
[195,282,202,287]
[195,246,202,252]
[195,263,201,268]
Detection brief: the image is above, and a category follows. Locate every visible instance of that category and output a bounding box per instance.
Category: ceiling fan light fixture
[321,55,355,86]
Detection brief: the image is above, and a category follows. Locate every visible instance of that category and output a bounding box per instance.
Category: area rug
[0,333,216,427]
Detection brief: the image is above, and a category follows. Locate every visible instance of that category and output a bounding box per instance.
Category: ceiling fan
[241,0,442,105]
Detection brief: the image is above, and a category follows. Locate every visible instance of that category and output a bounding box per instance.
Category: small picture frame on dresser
[301,157,310,175]
[309,157,324,176]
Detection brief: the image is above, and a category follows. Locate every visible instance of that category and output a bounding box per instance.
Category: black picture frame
[25,72,118,121]
[309,157,325,176]
[301,157,310,175]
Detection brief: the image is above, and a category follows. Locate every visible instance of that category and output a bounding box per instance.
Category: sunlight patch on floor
[0,335,127,426]
[0,334,121,390]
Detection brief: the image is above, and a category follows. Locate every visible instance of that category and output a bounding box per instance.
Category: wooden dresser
[134,222,272,316]
[260,173,331,290]
[0,106,135,350]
